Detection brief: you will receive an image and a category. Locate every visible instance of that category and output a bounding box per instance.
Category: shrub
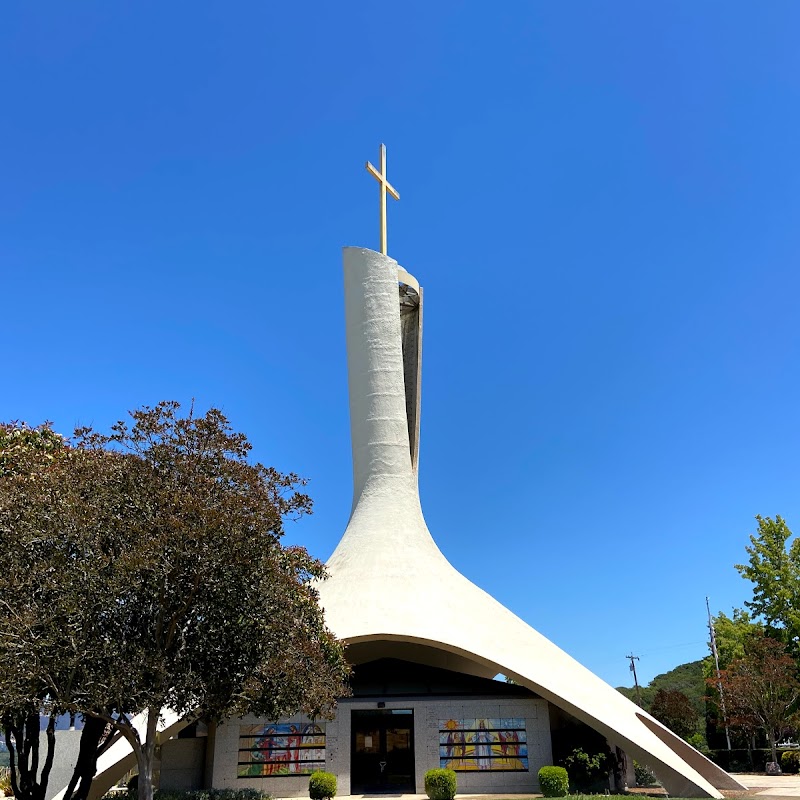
[686,733,710,755]
[781,751,800,774]
[0,767,12,797]
[562,746,612,792]
[538,766,569,798]
[154,792,268,800]
[633,760,657,787]
[309,772,337,800]
[424,769,457,800]
[103,792,271,800]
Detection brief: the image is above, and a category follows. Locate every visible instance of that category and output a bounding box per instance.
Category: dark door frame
[350,709,415,794]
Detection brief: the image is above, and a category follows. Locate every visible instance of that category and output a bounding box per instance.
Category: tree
[703,609,764,749]
[713,634,800,765]
[0,423,75,800]
[0,403,351,800]
[650,689,699,740]
[616,660,706,718]
[736,515,800,650]
[707,610,764,670]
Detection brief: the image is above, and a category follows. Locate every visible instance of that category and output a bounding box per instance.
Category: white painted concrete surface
[315,247,745,800]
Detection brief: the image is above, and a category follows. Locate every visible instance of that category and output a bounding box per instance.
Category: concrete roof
[315,247,746,800]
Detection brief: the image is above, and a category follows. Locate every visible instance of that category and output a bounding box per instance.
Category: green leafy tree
[650,689,699,740]
[706,610,764,671]
[0,404,351,800]
[702,609,765,746]
[736,516,800,650]
[713,634,800,765]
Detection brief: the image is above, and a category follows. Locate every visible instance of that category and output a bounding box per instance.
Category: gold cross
[365,143,400,256]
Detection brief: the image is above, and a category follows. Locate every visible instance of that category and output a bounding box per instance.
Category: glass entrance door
[351,710,414,793]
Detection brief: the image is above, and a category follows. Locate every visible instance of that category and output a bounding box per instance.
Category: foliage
[562,746,612,792]
[102,792,269,800]
[735,515,800,650]
[423,768,456,800]
[705,610,764,673]
[0,423,64,477]
[650,689,700,740]
[538,766,569,797]
[712,633,800,764]
[633,760,657,787]
[551,718,613,791]
[0,767,12,797]
[308,772,337,800]
[781,750,800,774]
[617,660,706,717]
[686,732,710,754]
[0,423,71,800]
[706,748,798,772]
[0,404,350,800]
[703,609,765,747]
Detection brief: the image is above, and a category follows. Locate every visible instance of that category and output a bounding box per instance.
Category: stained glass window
[438,718,528,772]
[238,723,326,777]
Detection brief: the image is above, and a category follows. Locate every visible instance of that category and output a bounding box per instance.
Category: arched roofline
[342,633,741,797]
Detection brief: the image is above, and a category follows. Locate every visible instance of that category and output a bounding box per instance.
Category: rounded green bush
[309,771,337,800]
[781,751,800,774]
[424,768,457,800]
[538,765,569,798]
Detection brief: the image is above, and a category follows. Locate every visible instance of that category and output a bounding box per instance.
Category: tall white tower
[316,244,743,799]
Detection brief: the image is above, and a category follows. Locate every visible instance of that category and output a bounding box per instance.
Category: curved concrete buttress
[50,710,188,800]
[316,246,745,799]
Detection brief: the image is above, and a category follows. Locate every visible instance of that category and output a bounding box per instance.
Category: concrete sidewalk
[733,773,800,797]
[275,778,800,800]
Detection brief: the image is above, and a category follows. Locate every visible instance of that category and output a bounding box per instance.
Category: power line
[637,640,706,656]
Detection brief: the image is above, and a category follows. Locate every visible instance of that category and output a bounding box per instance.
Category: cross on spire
[365,143,400,256]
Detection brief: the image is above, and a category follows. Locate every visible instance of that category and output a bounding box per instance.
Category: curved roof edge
[332,630,742,799]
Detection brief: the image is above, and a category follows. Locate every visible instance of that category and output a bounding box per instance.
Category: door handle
[379,761,387,773]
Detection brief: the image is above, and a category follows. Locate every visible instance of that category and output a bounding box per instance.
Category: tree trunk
[5,725,21,800]
[35,713,57,800]
[769,732,779,769]
[135,707,160,800]
[4,710,58,800]
[63,716,113,800]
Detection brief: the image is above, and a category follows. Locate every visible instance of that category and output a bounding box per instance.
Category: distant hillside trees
[617,661,705,714]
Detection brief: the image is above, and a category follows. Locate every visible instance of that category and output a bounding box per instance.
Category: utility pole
[706,596,732,751]
[627,654,642,706]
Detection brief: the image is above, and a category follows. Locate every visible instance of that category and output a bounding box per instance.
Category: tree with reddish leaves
[0,403,350,800]
[712,634,800,766]
[650,689,699,740]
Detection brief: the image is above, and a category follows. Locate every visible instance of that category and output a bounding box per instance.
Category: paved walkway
[734,773,800,797]
[276,777,800,800]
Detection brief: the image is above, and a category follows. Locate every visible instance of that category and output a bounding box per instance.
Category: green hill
[616,659,707,715]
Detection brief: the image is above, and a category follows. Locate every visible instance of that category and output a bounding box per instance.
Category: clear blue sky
[3,2,799,690]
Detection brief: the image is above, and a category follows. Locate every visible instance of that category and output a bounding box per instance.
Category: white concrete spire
[317,246,744,799]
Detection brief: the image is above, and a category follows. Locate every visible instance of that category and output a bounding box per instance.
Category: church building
[55,148,744,800]
[153,240,741,799]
